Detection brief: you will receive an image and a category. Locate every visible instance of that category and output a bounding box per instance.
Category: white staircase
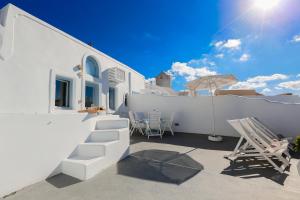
[61,118,130,180]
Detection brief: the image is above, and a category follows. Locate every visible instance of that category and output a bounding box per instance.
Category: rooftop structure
[214,89,262,96]
[155,72,172,88]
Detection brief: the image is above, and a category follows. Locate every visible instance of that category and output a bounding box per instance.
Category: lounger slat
[226,118,290,173]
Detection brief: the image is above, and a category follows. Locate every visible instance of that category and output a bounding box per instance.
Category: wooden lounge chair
[249,117,293,143]
[226,119,290,173]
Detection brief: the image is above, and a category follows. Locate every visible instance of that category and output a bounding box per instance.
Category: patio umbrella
[186,75,238,142]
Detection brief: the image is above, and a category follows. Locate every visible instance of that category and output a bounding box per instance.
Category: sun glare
[254,0,280,11]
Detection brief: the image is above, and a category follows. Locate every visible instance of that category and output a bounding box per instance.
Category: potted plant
[294,136,300,151]
[78,106,106,114]
[290,136,300,159]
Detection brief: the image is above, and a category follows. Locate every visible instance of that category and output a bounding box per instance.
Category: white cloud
[145,77,156,86]
[261,88,272,94]
[214,41,224,48]
[215,53,224,59]
[239,53,250,62]
[297,74,300,77]
[230,81,266,89]
[223,39,241,49]
[188,58,215,67]
[169,61,217,81]
[247,74,288,83]
[291,34,300,43]
[229,74,288,90]
[214,39,241,50]
[278,80,300,90]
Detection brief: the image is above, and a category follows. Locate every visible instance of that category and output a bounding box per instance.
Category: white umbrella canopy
[186,74,237,92]
[186,74,238,142]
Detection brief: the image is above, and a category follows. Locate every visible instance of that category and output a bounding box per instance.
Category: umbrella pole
[210,84,215,135]
[208,78,223,142]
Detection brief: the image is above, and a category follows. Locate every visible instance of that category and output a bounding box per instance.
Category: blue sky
[1,0,300,94]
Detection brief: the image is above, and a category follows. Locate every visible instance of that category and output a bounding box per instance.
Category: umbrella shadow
[221,157,289,185]
[117,149,204,185]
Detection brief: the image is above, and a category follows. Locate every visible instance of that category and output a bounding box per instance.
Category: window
[85,85,94,108]
[85,56,99,78]
[55,79,70,108]
[109,87,116,110]
[84,56,101,108]
[85,82,99,108]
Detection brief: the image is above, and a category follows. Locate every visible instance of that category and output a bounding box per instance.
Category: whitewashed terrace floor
[3,132,300,200]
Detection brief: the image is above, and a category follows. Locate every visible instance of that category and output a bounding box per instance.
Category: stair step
[70,143,105,159]
[95,119,129,130]
[61,118,130,181]
[87,130,120,143]
[68,155,103,161]
[62,156,107,180]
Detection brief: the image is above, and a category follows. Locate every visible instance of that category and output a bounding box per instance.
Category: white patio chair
[161,112,175,136]
[226,119,290,173]
[146,110,163,139]
[128,111,145,136]
[134,112,146,122]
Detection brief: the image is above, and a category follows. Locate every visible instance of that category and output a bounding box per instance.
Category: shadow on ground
[46,174,81,188]
[221,157,289,185]
[130,132,238,151]
[117,149,204,185]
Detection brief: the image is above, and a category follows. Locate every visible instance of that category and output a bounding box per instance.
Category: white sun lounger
[236,117,293,153]
[244,118,288,147]
[242,118,293,153]
[226,119,290,173]
[249,117,292,143]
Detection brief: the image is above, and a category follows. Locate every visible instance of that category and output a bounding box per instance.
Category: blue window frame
[86,56,99,78]
[55,79,70,108]
[85,85,94,108]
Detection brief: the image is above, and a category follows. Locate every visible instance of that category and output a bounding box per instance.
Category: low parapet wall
[128,94,300,138]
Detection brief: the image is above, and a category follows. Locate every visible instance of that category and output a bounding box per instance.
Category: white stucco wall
[128,94,300,138]
[0,113,104,197]
[0,4,144,197]
[0,4,145,114]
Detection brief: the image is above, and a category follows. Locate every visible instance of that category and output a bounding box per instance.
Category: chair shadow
[221,157,289,185]
[46,174,82,188]
[117,149,204,185]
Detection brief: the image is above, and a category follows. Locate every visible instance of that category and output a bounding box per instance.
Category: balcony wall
[128,94,300,138]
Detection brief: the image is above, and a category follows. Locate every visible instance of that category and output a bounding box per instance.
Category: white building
[0,4,145,197]
[0,4,145,114]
